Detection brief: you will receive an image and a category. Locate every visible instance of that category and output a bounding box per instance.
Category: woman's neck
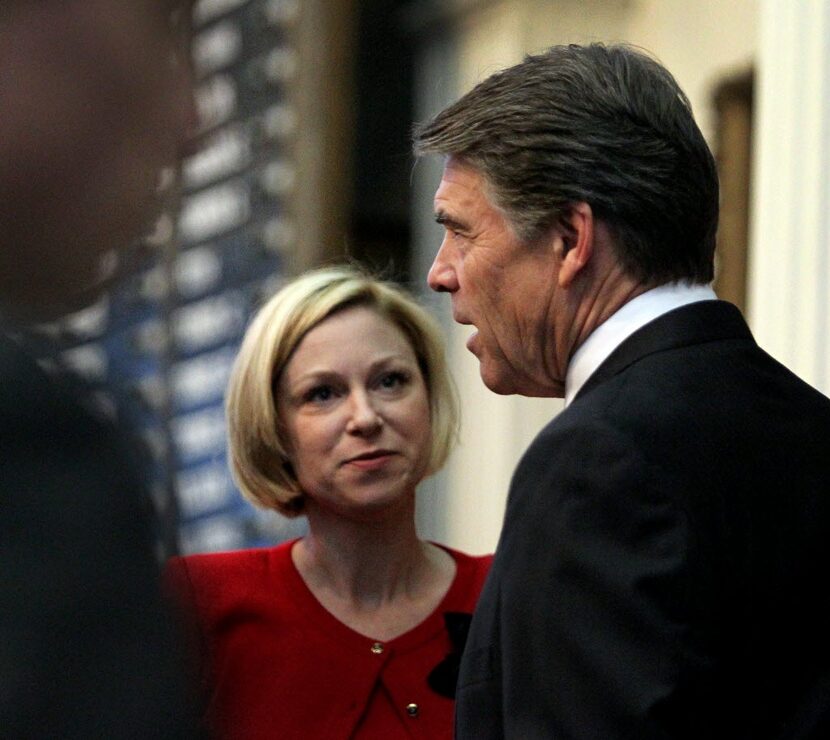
[292,497,456,640]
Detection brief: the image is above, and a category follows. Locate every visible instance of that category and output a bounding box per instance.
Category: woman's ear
[556,202,594,288]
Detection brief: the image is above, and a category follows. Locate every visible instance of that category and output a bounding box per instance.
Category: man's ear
[556,202,594,288]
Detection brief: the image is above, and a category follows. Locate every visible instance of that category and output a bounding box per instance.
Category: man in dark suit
[0,1,200,736]
[415,43,830,738]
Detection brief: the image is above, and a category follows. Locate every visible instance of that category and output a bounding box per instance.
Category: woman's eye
[378,371,408,390]
[305,385,334,403]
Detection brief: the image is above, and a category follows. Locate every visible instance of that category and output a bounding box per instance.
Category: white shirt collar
[564,282,718,407]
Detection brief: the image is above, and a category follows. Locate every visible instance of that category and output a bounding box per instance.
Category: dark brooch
[427,612,473,699]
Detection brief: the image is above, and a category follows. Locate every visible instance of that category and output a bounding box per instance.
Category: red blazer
[167,540,492,740]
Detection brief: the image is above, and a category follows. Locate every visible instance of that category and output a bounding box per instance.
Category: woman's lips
[344,451,395,471]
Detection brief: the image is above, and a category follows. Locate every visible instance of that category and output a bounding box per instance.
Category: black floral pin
[427,612,473,699]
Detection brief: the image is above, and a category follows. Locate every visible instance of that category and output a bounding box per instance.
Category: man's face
[428,157,566,397]
[0,0,197,320]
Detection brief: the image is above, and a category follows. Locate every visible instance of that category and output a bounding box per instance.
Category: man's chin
[478,360,564,398]
[478,361,518,396]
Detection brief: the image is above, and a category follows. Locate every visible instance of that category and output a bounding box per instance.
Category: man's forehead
[441,155,482,182]
[434,159,493,211]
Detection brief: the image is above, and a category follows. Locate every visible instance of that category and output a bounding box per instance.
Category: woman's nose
[345,391,383,435]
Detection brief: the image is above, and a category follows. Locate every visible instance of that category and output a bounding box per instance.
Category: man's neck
[564,281,718,405]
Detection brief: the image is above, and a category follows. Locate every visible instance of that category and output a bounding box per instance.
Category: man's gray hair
[414,43,719,285]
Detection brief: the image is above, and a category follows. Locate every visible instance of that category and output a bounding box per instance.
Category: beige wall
[748,0,830,396]
[456,0,758,140]
[415,0,759,555]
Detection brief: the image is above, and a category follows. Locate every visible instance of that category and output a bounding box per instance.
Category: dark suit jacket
[456,301,830,739]
[0,332,197,738]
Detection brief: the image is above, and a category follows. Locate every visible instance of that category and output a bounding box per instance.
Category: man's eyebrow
[435,210,468,231]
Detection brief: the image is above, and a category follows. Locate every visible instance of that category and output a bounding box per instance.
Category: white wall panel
[749,0,830,393]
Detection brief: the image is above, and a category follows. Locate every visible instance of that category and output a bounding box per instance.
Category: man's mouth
[465,330,480,355]
[452,310,473,326]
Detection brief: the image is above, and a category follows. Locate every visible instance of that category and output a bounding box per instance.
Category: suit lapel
[574,300,754,403]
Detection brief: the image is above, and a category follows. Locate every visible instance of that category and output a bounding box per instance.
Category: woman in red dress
[167,266,492,739]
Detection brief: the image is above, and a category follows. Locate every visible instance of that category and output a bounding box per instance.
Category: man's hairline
[433,152,539,248]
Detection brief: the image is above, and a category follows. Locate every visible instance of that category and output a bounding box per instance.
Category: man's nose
[427,238,458,293]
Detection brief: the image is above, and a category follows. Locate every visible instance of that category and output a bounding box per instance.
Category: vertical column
[748,0,830,395]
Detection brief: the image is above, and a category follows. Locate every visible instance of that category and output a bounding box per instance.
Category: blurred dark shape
[0,0,201,736]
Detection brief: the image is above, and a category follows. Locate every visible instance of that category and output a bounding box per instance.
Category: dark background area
[349,0,416,281]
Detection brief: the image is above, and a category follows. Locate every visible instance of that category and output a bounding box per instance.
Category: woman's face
[277,306,432,519]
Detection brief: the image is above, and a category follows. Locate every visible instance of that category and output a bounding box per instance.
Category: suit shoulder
[518,406,637,470]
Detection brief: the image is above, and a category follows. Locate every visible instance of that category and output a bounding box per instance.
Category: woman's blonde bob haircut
[226,265,459,516]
